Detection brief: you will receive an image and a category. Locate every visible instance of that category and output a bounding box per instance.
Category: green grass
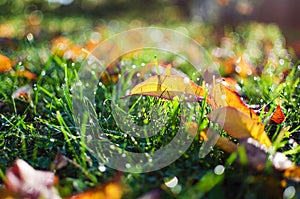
[0,18,299,198]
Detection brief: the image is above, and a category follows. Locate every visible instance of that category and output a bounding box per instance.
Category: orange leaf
[129,75,206,101]
[207,106,272,147]
[211,81,258,120]
[16,70,37,80]
[219,77,241,93]
[283,167,300,182]
[51,36,73,57]
[64,177,122,199]
[0,54,13,73]
[233,55,256,77]
[271,105,285,124]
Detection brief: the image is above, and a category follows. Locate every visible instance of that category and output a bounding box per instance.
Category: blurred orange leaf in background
[0,54,13,73]
[64,182,122,199]
[16,70,37,80]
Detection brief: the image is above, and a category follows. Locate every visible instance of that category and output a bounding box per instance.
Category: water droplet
[283,186,295,199]
[235,66,241,73]
[125,163,131,168]
[132,65,136,69]
[98,165,106,172]
[279,59,285,65]
[214,165,225,175]
[26,33,34,41]
[87,135,92,141]
[165,177,178,188]
[247,70,252,76]
[184,77,190,84]
[288,139,294,144]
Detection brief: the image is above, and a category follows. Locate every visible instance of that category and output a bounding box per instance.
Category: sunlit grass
[0,19,299,198]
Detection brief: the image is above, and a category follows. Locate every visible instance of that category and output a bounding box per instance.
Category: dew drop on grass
[214,165,225,175]
[292,142,298,148]
[171,185,182,194]
[26,33,34,41]
[164,176,178,188]
[283,186,295,199]
[87,135,92,141]
[288,139,295,144]
[279,59,285,65]
[98,165,106,172]
[125,163,131,169]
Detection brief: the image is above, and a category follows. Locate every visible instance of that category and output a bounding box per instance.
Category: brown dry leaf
[207,106,272,147]
[239,138,300,182]
[0,54,13,73]
[2,159,60,199]
[239,138,268,170]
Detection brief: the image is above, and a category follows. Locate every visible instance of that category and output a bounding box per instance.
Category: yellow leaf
[129,75,206,101]
[207,106,272,147]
